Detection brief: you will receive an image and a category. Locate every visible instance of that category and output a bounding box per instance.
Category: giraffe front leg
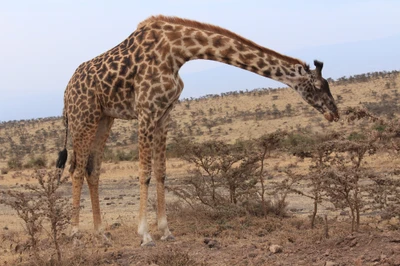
[138,174,154,246]
[156,176,174,241]
[153,122,174,241]
[137,118,156,247]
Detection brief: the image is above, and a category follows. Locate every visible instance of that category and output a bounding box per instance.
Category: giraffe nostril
[324,112,334,122]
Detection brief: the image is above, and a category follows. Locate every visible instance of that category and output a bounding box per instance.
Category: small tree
[7,156,23,170]
[35,169,71,262]
[0,189,44,262]
[256,131,286,216]
[171,139,260,208]
[0,169,71,263]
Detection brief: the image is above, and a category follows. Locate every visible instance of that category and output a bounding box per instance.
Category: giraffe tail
[56,114,68,170]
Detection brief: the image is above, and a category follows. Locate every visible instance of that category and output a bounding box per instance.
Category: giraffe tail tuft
[56,111,69,169]
[56,149,68,169]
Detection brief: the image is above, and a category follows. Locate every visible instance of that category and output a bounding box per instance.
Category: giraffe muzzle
[324,112,340,122]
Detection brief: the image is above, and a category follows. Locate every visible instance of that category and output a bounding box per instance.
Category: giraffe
[56,15,339,246]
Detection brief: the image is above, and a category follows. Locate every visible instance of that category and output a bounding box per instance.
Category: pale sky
[1,0,400,121]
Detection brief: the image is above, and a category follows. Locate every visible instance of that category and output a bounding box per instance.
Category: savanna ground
[0,71,400,265]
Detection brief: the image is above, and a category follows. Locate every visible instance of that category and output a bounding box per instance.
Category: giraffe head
[294,60,339,122]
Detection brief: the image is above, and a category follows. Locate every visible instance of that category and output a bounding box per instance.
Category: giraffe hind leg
[68,119,100,236]
[86,115,114,233]
[69,145,91,236]
[86,153,94,176]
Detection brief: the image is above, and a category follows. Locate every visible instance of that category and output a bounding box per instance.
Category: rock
[325,261,338,266]
[349,239,358,247]
[110,222,121,229]
[203,238,211,244]
[345,234,356,241]
[371,256,381,262]
[269,244,283,254]
[204,238,220,249]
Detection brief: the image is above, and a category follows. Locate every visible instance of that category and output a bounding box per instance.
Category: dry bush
[343,106,400,219]
[24,154,48,169]
[287,125,377,230]
[283,131,341,228]
[0,187,44,262]
[170,133,294,218]
[147,248,205,266]
[103,146,138,162]
[364,172,400,221]
[0,169,71,264]
[256,131,287,216]
[242,198,288,218]
[7,156,23,170]
[170,138,260,208]
[1,168,8,174]
[319,140,376,231]
[285,108,400,231]
[265,167,303,217]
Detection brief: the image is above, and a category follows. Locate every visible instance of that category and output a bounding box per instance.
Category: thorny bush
[0,169,71,264]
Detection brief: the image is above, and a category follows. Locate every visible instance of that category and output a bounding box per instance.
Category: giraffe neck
[141,16,309,88]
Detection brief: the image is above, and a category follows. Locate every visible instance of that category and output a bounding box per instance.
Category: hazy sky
[1,0,400,121]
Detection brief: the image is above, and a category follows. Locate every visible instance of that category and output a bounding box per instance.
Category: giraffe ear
[314,60,324,78]
[295,64,307,76]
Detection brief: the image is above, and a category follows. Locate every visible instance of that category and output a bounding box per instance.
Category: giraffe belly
[103,108,137,120]
[102,102,137,120]
[98,85,138,120]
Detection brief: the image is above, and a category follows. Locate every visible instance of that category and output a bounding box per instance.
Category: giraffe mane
[139,15,308,69]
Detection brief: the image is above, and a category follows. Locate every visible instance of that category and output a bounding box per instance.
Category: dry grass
[1,200,399,265]
[0,72,400,265]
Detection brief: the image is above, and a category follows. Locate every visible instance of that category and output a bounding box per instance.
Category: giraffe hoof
[72,237,83,247]
[101,231,112,240]
[140,240,156,247]
[161,234,175,241]
[99,232,113,247]
[70,230,83,240]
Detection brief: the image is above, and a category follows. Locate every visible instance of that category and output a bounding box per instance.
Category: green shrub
[347,132,366,141]
[24,155,47,169]
[115,149,138,161]
[7,157,23,170]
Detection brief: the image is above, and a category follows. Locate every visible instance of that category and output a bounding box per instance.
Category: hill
[0,70,399,169]
[0,70,400,265]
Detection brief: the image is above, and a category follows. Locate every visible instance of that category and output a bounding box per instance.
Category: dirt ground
[91,227,400,266]
[0,160,399,266]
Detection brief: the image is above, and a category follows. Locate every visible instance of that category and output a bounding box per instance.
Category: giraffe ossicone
[56,15,339,247]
